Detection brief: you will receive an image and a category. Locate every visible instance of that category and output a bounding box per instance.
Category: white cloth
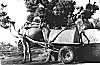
[88,18,95,27]
[33,16,41,22]
[48,0,52,2]
[75,18,85,33]
[38,3,44,8]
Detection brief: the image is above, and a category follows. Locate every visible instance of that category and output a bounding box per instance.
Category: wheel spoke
[59,46,74,63]
[64,50,73,61]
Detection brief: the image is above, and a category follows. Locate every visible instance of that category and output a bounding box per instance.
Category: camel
[0,17,50,62]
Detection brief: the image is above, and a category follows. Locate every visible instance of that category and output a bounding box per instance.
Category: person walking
[75,15,90,45]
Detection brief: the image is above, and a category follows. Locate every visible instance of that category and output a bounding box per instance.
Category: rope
[9,23,22,38]
[9,28,19,38]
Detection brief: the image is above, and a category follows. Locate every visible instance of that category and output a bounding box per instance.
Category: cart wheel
[59,46,74,64]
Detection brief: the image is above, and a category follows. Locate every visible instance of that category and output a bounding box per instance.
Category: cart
[43,28,100,64]
[24,26,100,64]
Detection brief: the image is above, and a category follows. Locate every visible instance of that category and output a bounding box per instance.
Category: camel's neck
[9,23,19,38]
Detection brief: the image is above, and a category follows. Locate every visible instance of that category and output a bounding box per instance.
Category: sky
[0,0,29,46]
[0,0,99,46]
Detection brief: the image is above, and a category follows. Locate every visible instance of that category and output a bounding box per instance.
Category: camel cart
[46,28,100,63]
[25,27,100,64]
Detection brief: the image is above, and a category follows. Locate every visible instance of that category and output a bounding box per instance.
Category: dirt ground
[0,48,47,65]
[0,55,82,65]
[1,48,100,65]
[0,47,83,65]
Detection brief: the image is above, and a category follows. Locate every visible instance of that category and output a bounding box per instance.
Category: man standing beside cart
[75,15,90,45]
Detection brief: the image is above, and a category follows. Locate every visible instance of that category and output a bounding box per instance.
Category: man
[75,15,90,45]
[88,17,95,28]
[67,15,73,28]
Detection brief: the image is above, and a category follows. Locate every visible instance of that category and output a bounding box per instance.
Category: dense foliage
[25,0,76,28]
[25,0,99,29]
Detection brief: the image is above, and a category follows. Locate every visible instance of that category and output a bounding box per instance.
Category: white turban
[33,16,41,22]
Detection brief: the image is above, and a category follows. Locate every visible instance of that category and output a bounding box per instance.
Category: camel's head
[0,16,15,29]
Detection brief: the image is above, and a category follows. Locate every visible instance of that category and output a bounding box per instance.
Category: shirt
[75,18,85,32]
[88,18,95,27]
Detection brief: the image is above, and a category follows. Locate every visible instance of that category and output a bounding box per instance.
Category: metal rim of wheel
[62,49,74,62]
[59,46,74,63]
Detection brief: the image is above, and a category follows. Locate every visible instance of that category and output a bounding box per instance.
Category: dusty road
[1,55,100,65]
[1,60,100,65]
[1,47,100,65]
[21,62,100,65]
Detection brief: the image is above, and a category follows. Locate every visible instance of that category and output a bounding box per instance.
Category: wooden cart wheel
[59,46,74,64]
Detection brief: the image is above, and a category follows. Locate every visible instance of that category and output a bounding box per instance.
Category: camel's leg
[42,27,50,51]
[22,36,27,62]
[26,41,32,61]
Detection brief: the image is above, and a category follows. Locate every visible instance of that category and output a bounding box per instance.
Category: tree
[25,0,76,28]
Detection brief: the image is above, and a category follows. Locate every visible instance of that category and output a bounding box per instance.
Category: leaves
[25,0,99,28]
